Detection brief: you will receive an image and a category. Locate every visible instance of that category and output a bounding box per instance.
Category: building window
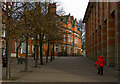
[22,43,25,53]
[55,45,59,52]
[38,34,39,39]
[2,30,5,37]
[45,36,47,39]
[68,47,70,54]
[68,34,71,42]
[44,35,47,40]
[21,43,29,54]
[20,48,22,54]
[21,43,23,53]
[75,26,77,32]
[69,22,70,29]
[64,46,65,51]
[75,36,78,44]
[75,48,77,54]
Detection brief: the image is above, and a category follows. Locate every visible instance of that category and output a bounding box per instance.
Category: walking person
[94,56,104,75]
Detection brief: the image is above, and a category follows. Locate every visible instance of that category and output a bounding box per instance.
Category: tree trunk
[16,48,19,58]
[46,42,50,63]
[25,37,28,72]
[52,41,55,59]
[6,38,11,79]
[16,42,22,59]
[39,34,43,65]
[35,34,39,67]
[50,52,52,61]
[40,41,43,65]
[33,45,36,60]
[35,44,39,67]
[50,43,53,61]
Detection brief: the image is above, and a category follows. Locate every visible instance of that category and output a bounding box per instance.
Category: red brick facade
[9,3,81,57]
[83,2,120,70]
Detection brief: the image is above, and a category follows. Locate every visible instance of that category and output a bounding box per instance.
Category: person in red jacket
[95,56,104,75]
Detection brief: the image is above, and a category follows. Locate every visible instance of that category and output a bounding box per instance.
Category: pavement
[2,56,119,83]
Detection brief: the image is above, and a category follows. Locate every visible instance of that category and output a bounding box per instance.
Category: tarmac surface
[2,56,119,83]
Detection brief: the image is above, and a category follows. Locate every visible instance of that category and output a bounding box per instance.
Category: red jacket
[95,56,104,67]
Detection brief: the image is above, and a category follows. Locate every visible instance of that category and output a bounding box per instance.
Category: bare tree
[2,2,25,79]
[78,19,85,56]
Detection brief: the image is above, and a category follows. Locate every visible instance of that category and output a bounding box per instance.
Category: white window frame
[75,37,78,44]
[55,45,59,52]
[68,47,71,54]
[68,34,71,42]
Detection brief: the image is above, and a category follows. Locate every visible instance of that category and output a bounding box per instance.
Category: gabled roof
[60,15,69,24]
[71,20,75,28]
[70,16,74,20]
[60,14,77,28]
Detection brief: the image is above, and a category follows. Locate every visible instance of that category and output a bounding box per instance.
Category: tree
[78,19,85,56]
[25,2,47,66]
[21,2,36,71]
[12,2,35,71]
[2,2,25,79]
[48,15,63,61]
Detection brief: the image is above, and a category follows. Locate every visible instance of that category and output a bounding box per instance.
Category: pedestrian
[94,56,104,75]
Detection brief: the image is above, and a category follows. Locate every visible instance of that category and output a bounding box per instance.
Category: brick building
[83,2,120,70]
[1,3,81,58]
[60,14,81,56]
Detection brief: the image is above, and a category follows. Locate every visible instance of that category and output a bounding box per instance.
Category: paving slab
[2,56,118,82]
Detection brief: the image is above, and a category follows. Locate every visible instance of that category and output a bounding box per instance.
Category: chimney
[48,3,56,14]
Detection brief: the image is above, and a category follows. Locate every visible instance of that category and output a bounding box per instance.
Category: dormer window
[69,22,70,29]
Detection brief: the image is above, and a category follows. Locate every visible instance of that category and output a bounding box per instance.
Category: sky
[57,0,89,21]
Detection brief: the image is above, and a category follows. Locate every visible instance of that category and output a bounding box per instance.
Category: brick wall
[83,2,120,70]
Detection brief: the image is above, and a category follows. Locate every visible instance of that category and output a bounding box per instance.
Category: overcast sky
[57,0,89,21]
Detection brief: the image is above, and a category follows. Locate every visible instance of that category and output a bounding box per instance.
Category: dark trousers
[98,67,103,75]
